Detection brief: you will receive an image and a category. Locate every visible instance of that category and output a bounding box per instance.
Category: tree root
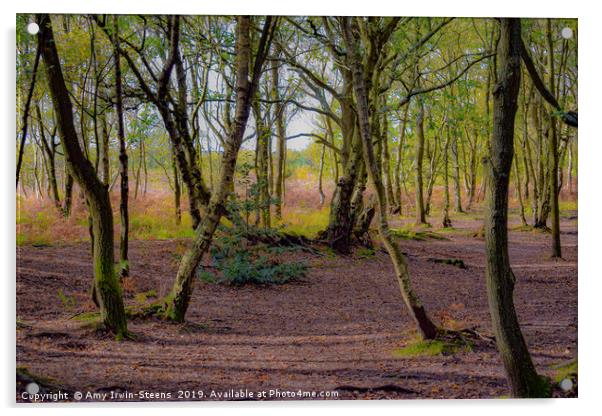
[126,301,166,320]
[435,327,495,348]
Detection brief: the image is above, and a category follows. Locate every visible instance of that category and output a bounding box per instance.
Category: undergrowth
[197,189,310,286]
[199,225,308,286]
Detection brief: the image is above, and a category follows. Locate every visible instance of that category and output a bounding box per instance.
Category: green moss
[390,228,449,241]
[57,288,77,310]
[129,215,194,241]
[394,340,446,357]
[126,299,167,320]
[16,234,26,246]
[133,289,158,304]
[393,339,472,358]
[71,311,102,325]
[356,247,375,258]
[559,200,578,211]
[551,359,578,383]
[393,338,472,358]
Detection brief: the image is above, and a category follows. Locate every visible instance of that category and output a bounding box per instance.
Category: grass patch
[57,288,77,310]
[551,359,578,383]
[133,289,158,304]
[559,200,578,212]
[451,210,484,221]
[70,311,106,330]
[393,337,472,358]
[356,247,375,259]
[129,215,194,240]
[278,207,329,239]
[71,311,101,323]
[16,232,54,247]
[390,227,449,241]
[511,224,553,234]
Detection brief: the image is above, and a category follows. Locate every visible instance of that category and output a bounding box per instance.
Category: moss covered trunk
[113,15,130,278]
[271,53,287,219]
[546,19,562,258]
[38,13,128,337]
[321,80,362,254]
[252,96,272,229]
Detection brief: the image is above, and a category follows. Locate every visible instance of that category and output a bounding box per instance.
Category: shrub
[199,225,308,286]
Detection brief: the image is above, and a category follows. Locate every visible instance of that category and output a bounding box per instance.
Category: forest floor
[16,212,578,401]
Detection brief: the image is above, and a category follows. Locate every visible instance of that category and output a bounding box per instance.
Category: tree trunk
[36,105,61,209]
[318,142,326,206]
[451,133,464,213]
[392,103,409,215]
[442,127,452,228]
[252,96,271,229]
[567,138,573,195]
[271,55,286,219]
[62,170,74,217]
[113,15,130,279]
[464,128,478,211]
[100,114,110,186]
[514,155,528,227]
[484,18,549,397]
[546,19,561,258]
[381,115,395,212]
[38,14,128,338]
[142,139,148,196]
[134,141,142,199]
[163,16,275,322]
[17,43,41,188]
[424,125,439,216]
[341,17,438,340]
[414,98,427,224]
[171,143,182,225]
[353,194,376,247]
[321,78,361,254]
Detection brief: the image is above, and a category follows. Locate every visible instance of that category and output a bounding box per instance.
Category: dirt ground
[16,212,578,401]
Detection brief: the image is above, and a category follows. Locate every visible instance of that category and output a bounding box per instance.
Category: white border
[2,1,598,415]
